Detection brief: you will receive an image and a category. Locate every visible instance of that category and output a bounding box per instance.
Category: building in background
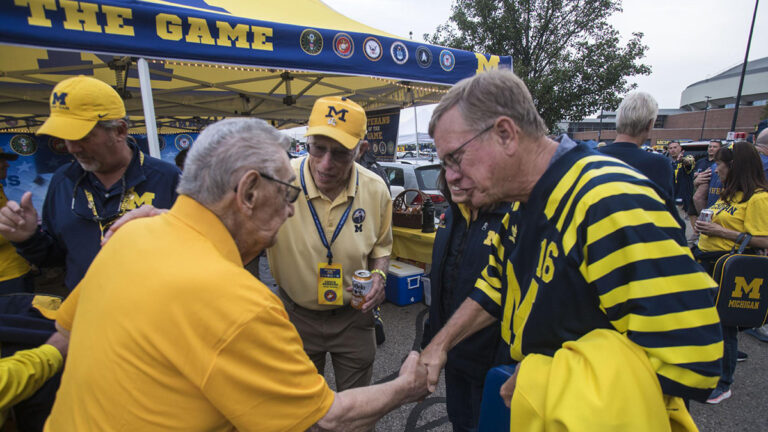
[567,57,768,145]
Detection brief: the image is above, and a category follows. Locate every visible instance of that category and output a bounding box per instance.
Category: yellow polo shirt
[48,196,334,431]
[0,186,30,282]
[268,157,393,310]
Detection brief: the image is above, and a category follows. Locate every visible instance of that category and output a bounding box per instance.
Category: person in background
[598,91,675,200]
[0,76,180,293]
[745,128,768,344]
[355,139,390,345]
[0,149,33,294]
[46,118,428,431]
[0,332,68,427]
[421,168,511,432]
[668,141,696,245]
[694,142,768,404]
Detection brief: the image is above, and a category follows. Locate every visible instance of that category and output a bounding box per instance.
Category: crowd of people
[0,68,765,431]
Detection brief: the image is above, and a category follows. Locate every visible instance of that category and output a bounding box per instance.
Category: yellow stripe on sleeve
[585,239,688,283]
[611,307,721,333]
[599,272,717,309]
[474,278,501,306]
[649,358,722,390]
[643,341,724,365]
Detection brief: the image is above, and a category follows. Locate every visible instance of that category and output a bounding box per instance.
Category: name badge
[317,263,344,305]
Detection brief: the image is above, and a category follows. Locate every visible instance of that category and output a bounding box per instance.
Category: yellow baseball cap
[305,96,367,149]
[36,76,126,141]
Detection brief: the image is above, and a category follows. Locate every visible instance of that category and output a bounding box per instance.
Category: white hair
[616,91,658,137]
[177,118,289,206]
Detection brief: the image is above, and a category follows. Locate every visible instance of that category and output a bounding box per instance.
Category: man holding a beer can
[267,96,393,392]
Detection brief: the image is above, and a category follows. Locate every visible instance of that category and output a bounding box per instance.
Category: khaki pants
[279,289,376,392]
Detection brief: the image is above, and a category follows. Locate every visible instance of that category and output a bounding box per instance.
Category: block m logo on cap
[325,106,349,125]
[51,92,68,107]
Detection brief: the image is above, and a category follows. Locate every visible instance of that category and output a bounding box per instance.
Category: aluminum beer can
[351,270,373,310]
[699,209,714,223]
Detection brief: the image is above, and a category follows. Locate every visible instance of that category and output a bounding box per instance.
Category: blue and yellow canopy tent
[0,0,511,157]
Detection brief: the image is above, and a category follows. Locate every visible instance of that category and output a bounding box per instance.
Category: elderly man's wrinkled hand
[398,351,431,403]
[419,342,447,393]
[102,205,167,245]
[361,275,385,312]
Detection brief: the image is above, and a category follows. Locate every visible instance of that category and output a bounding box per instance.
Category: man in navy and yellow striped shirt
[420,70,722,430]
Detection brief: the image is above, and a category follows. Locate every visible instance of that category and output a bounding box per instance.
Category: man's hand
[694,168,711,187]
[0,191,39,242]
[398,351,431,403]
[362,274,385,312]
[419,342,448,393]
[101,205,167,245]
[499,364,520,408]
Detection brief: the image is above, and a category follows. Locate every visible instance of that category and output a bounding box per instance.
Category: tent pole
[137,58,161,158]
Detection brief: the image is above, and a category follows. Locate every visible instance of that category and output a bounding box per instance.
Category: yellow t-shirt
[0,186,30,282]
[48,196,334,431]
[267,157,393,310]
[699,190,768,252]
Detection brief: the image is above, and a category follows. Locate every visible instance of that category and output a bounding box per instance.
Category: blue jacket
[422,202,510,381]
[14,144,180,291]
[599,142,674,199]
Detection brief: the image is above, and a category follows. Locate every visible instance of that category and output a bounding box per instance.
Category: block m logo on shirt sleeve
[732,277,763,299]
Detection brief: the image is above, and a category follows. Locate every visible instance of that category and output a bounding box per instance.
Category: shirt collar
[167,195,242,267]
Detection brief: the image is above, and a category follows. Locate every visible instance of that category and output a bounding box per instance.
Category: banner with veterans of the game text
[366,109,400,162]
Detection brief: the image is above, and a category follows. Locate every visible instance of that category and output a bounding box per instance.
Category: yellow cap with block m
[36,76,126,141]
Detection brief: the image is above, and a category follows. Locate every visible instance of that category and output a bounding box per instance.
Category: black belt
[278,288,351,316]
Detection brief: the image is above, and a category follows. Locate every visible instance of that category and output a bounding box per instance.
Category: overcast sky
[290,0,767,136]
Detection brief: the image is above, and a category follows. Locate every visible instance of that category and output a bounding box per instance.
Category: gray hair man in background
[598,91,674,198]
[47,118,427,431]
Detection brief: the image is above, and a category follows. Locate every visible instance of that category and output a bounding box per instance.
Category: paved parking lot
[358,302,768,431]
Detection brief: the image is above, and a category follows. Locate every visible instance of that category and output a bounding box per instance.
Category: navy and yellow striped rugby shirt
[470,143,722,402]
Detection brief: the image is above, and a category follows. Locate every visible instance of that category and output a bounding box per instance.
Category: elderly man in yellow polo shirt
[46,118,427,431]
[268,96,393,392]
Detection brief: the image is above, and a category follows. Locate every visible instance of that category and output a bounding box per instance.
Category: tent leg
[137,58,160,159]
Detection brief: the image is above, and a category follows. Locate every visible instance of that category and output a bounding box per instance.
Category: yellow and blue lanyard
[300,158,358,265]
[75,153,143,241]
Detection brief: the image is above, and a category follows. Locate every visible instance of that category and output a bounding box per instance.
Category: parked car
[379,162,448,217]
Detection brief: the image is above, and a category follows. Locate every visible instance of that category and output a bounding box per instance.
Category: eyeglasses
[233,172,301,203]
[439,125,493,173]
[307,143,356,163]
[260,172,301,203]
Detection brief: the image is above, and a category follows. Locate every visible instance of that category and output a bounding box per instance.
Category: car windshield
[415,165,440,190]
